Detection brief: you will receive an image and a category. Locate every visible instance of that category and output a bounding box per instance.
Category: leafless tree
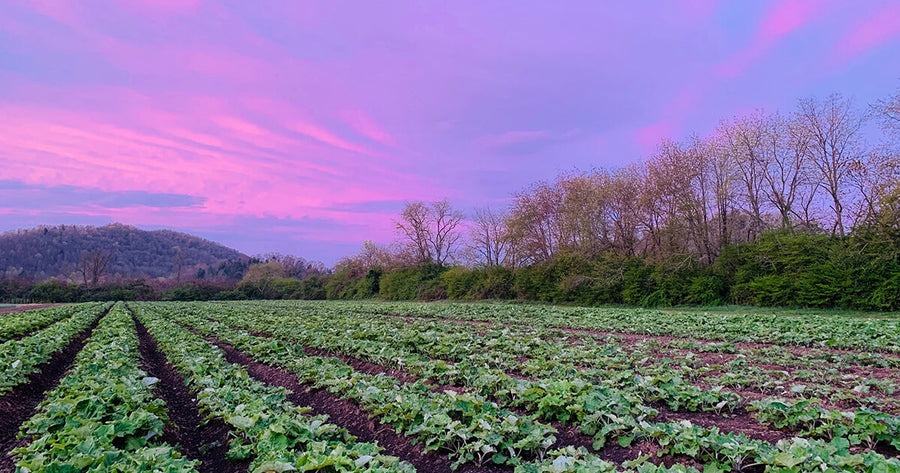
[757,112,814,230]
[607,166,642,255]
[395,199,464,265]
[77,250,113,287]
[470,206,509,267]
[506,182,563,263]
[848,146,899,228]
[396,202,432,263]
[335,240,414,275]
[430,200,465,265]
[873,87,900,135]
[719,112,769,239]
[795,94,864,235]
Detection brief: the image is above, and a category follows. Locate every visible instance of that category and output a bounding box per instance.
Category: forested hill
[0,224,247,280]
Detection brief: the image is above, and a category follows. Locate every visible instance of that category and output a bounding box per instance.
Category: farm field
[0,301,899,473]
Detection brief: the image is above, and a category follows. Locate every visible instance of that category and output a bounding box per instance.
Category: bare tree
[873,87,900,134]
[758,112,814,230]
[707,132,738,248]
[470,206,509,267]
[607,166,642,255]
[848,147,899,228]
[506,182,564,263]
[396,202,432,263]
[718,112,768,239]
[77,250,113,287]
[395,199,464,265]
[335,240,413,276]
[172,247,185,282]
[429,200,465,265]
[795,94,864,235]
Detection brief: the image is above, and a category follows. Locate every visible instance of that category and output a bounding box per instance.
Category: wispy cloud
[1,0,897,263]
[831,3,900,66]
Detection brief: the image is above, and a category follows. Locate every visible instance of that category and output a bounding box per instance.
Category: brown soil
[0,304,61,316]
[202,335,504,473]
[0,313,103,472]
[133,318,248,473]
[653,404,792,444]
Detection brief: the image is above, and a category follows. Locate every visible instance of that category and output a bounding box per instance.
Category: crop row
[243,300,900,353]
[148,302,900,472]
[13,303,194,472]
[293,302,895,410]
[0,302,108,396]
[0,304,86,343]
[131,303,416,473]
[201,301,746,414]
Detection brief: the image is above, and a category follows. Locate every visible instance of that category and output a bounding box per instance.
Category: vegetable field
[1,301,899,473]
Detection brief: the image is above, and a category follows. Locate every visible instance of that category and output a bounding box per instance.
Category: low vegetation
[1,300,898,472]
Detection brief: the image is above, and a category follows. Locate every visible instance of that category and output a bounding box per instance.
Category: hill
[0,224,248,281]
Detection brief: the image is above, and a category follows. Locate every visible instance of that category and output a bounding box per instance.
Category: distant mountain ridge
[0,223,248,280]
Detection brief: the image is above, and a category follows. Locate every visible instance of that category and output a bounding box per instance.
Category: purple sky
[2,0,899,264]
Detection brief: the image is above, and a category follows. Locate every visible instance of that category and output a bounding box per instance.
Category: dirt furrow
[0,304,61,316]
[133,318,246,473]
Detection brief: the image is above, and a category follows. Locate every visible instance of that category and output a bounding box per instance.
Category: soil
[0,304,61,316]
[0,312,103,473]
[133,318,248,473]
[653,404,792,444]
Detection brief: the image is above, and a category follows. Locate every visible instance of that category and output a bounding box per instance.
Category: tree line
[328,89,900,310]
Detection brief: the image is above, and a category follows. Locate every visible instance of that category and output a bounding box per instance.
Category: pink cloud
[716,0,827,78]
[831,3,900,65]
[341,109,396,147]
[289,121,376,156]
[635,122,674,154]
[0,94,437,228]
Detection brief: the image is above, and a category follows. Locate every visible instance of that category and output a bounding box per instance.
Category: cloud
[0,179,204,210]
[831,3,900,65]
[715,0,827,78]
[341,109,396,147]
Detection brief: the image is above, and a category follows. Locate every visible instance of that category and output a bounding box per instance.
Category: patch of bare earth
[0,304,62,316]
[133,318,248,473]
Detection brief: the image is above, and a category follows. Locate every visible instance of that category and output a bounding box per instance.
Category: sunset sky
[2,0,899,264]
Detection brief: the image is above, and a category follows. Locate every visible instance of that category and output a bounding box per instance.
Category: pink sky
[1,0,899,263]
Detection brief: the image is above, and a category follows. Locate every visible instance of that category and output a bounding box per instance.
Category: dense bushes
[327,229,900,311]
